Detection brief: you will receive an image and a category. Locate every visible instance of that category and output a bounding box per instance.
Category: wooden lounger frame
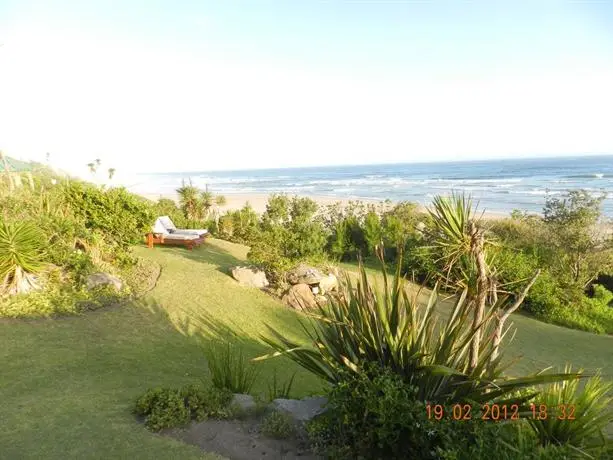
[146,232,207,250]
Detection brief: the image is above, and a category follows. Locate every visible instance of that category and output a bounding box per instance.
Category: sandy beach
[140,191,513,219]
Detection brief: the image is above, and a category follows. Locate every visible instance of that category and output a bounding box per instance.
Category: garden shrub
[247,195,327,283]
[307,366,573,460]
[135,384,235,431]
[261,410,295,439]
[134,387,190,431]
[180,384,234,421]
[61,181,154,247]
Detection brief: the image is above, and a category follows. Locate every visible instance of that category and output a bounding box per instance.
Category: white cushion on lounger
[173,228,208,236]
[162,233,200,241]
[158,216,207,236]
[158,216,177,232]
[152,218,169,235]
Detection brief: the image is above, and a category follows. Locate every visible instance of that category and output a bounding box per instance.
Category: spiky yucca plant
[256,248,578,405]
[527,366,613,454]
[0,221,46,295]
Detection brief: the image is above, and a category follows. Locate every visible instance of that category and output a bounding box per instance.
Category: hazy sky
[1,1,612,177]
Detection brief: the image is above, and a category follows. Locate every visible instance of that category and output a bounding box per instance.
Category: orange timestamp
[426,403,576,421]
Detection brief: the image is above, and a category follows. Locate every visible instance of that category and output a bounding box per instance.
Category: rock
[318,273,338,295]
[314,295,328,307]
[86,272,123,291]
[230,266,269,289]
[269,396,328,422]
[287,264,324,285]
[232,394,257,414]
[282,284,317,311]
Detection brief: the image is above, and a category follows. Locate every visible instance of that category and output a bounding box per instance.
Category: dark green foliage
[247,195,327,282]
[134,387,191,431]
[219,204,259,243]
[134,384,234,431]
[205,343,259,393]
[180,384,234,421]
[307,366,575,460]
[261,410,295,439]
[62,181,154,246]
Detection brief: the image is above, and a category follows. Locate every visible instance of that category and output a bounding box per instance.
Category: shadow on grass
[135,297,324,397]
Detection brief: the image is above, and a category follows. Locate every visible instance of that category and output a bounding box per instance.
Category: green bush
[307,366,574,460]
[261,410,295,439]
[134,384,235,431]
[134,387,191,431]
[61,181,154,247]
[247,195,328,284]
[180,384,234,421]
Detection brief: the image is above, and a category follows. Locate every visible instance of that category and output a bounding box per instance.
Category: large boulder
[318,273,338,295]
[269,396,328,422]
[282,283,317,311]
[287,264,324,285]
[230,266,269,288]
[86,273,123,291]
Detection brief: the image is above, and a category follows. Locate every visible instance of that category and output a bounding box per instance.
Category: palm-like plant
[200,190,214,218]
[527,366,613,454]
[0,221,46,295]
[426,192,541,368]
[107,168,116,180]
[256,248,578,405]
[176,180,201,220]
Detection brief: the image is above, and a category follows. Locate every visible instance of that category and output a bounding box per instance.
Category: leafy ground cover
[0,239,611,458]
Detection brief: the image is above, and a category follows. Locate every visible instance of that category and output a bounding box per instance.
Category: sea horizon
[126,155,613,217]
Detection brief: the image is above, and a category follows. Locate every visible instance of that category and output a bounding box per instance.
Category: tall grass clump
[205,343,259,393]
[527,366,613,455]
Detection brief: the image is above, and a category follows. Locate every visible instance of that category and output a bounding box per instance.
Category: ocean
[128,155,613,216]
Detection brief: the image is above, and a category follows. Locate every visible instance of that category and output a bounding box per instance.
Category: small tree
[543,190,611,288]
[427,193,540,367]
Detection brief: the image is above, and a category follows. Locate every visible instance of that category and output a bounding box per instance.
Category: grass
[0,239,611,458]
[0,239,321,459]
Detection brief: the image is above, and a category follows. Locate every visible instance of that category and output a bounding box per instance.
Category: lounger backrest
[152,218,170,235]
[158,216,177,232]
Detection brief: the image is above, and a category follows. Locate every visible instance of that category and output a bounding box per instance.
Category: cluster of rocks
[230,264,339,311]
[231,393,328,423]
[85,272,123,291]
[281,264,338,311]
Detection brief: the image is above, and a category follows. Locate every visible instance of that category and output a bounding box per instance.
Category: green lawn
[1,239,611,458]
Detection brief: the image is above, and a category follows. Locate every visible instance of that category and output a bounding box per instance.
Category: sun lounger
[146,217,207,250]
[146,232,204,250]
[157,216,208,237]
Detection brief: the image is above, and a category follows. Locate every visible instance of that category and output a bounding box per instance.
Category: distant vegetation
[1,162,612,458]
[219,189,613,335]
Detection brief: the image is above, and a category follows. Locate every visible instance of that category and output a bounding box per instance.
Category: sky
[0,1,613,178]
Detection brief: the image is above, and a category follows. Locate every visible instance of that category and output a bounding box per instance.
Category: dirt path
[163,417,321,460]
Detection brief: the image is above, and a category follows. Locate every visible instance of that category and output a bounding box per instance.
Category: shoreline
[140,191,511,219]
